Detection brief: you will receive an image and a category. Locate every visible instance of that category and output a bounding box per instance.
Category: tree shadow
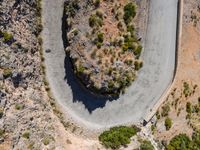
[62,7,118,113]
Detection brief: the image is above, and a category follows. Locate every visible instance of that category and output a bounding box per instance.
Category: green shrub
[15,104,23,110]
[123,2,136,24]
[99,126,139,149]
[186,102,192,113]
[161,104,170,117]
[2,31,13,43]
[140,140,154,150]
[0,129,4,137]
[3,68,12,79]
[167,134,192,150]
[167,131,200,150]
[42,137,50,145]
[89,14,103,28]
[97,32,104,43]
[134,61,143,71]
[22,132,30,139]
[183,82,190,97]
[165,117,172,131]
[191,130,200,149]
[134,45,142,58]
[0,108,3,119]
[94,0,100,7]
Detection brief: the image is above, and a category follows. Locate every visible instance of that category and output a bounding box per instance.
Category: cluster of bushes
[99,126,140,149]
[64,0,80,18]
[167,131,200,150]
[123,2,136,24]
[89,11,103,28]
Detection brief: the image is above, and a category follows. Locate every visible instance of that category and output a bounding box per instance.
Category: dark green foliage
[167,131,200,150]
[123,2,136,24]
[64,0,79,18]
[167,134,192,150]
[165,117,172,131]
[99,126,139,149]
[183,82,190,97]
[97,32,104,43]
[134,45,142,58]
[192,130,200,149]
[95,32,104,48]
[134,61,143,71]
[186,102,192,113]
[140,140,154,150]
[94,0,100,8]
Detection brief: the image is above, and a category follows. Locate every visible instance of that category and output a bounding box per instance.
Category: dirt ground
[155,0,200,142]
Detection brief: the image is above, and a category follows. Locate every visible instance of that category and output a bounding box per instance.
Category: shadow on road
[62,8,118,113]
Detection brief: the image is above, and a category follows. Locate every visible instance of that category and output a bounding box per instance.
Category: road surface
[42,0,178,129]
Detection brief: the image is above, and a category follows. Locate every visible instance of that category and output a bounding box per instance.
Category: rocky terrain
[65,0,143,96]
[0,1,103,149]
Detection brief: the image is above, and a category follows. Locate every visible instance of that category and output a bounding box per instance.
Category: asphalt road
[42,0,178,129]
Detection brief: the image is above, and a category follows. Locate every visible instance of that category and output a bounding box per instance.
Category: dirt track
[42,0,178,130]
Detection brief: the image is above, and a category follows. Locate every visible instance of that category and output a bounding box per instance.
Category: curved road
[42,0,178,129]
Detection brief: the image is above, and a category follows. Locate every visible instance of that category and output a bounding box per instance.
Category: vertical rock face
[64,0,143,96]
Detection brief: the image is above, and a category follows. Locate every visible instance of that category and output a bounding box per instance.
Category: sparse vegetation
[99,126,140,149]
